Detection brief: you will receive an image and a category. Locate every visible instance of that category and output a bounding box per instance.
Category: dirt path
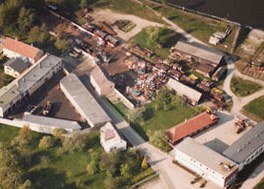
[90,9,164,41]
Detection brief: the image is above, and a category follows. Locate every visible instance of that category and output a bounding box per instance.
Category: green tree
[55,37,70,52]
[62,133,88,152]
[18,7,35,34]
[52,128,66,139]
[86,161,98,175]
[148,130,171,152]
[18,179,32,189]
[127,107,145,124]
[153,87,174,111]
[28,25,50,46]
[39,136,54,149]
[120,163,132,179]
[0,147,24,189]
[80,0,89,9]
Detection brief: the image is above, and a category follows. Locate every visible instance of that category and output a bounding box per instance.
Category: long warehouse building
[60,73,111,127]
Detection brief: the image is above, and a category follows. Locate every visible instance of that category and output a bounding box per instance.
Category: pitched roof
[4,58,31,73]
[3,37,42,60]
[166,78,202,102]
[172,41,224,65]
[223,121,264,164]
[167,112,218,144]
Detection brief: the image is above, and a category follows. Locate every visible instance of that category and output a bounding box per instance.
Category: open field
[243,95,264,121]
[141,1,236,50]
[88,0,164,24]
[132,26,180,59]
[230,76,262,97]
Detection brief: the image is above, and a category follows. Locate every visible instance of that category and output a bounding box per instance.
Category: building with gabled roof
[175,137,238,188]
[60,73,111,127]
[166,78,202,105]
[3,37,44,63]
[4,58,31,78]
[167,112,218,144]
[100,122,127,153]
[90,65,115,96]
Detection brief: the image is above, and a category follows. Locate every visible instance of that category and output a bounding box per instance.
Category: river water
[168,0,264,30]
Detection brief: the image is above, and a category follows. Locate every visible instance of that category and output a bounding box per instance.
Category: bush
[38,136,54,149]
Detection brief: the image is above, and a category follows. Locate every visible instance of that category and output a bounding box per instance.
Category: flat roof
[172,41,224,65]
[4,58,31,73]
[0,82,20,109]
[16,54,61,93]
[176,137,238,177]
[101,122,122,142]
[223,122,264,164]
[60,73,111,126]
[167,78,202,102]
[22,114,81,130]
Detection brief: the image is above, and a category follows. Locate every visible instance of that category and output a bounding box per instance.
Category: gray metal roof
[60,73,111,127]
[175,137,238,177]
[4,58,31,73]
[223,122,264,164]
[22,114,81,130]
[167,78,202,102]
[0,82,20,109]
[173,41,224,65]
[16,54,61,93]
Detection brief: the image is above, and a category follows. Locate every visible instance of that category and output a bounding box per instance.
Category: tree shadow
[29,168,76,189]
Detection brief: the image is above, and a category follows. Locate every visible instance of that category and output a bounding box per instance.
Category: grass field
[132,26,180,59]
[243,95,264,121]
[230,76,262,97]
[89,0,164,24]
[142,0,236,51]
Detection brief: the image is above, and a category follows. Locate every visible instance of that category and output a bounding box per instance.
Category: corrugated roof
[167,112,218,144]
[173,41,224,65]
[4,58,31,74]
[3,37,43,61]
[223,122,264,164]
[166,78,202,102]
[22,114,82,130]
[175,137,238,177]
[60,73,111,127]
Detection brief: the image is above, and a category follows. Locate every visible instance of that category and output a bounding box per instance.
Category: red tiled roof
[167,112,218,144]
[3,37,42,61]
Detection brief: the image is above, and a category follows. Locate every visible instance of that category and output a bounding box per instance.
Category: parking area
[194,111,253,151]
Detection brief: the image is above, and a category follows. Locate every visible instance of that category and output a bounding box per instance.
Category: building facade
[175,137,238,188]
[4,58,31,78]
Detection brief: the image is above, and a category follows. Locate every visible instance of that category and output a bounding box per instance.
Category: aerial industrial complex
[0,1,263,188]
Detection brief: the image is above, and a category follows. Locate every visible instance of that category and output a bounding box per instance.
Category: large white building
[90,65,115,96]
[100,122,127,153]
[223,121,264,170]
[0,54,62,117]
[175,137,239,188]
[21,113,81,134]
[3,37,44,64]
[60,73,111,127]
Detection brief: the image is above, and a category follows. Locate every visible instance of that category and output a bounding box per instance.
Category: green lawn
[0,124,19,144]
[230,76,262,97]
[243,95,264,121]
[132,26,180,59]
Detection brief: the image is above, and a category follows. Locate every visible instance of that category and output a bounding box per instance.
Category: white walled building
[90,65,115,96]
[175,137,238,188]
[3,37,44,64]
[100,122,127,153]
[60,73,111,127]
[21,113,81,134]
[4,58,31,78]
[0,54,62,117]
